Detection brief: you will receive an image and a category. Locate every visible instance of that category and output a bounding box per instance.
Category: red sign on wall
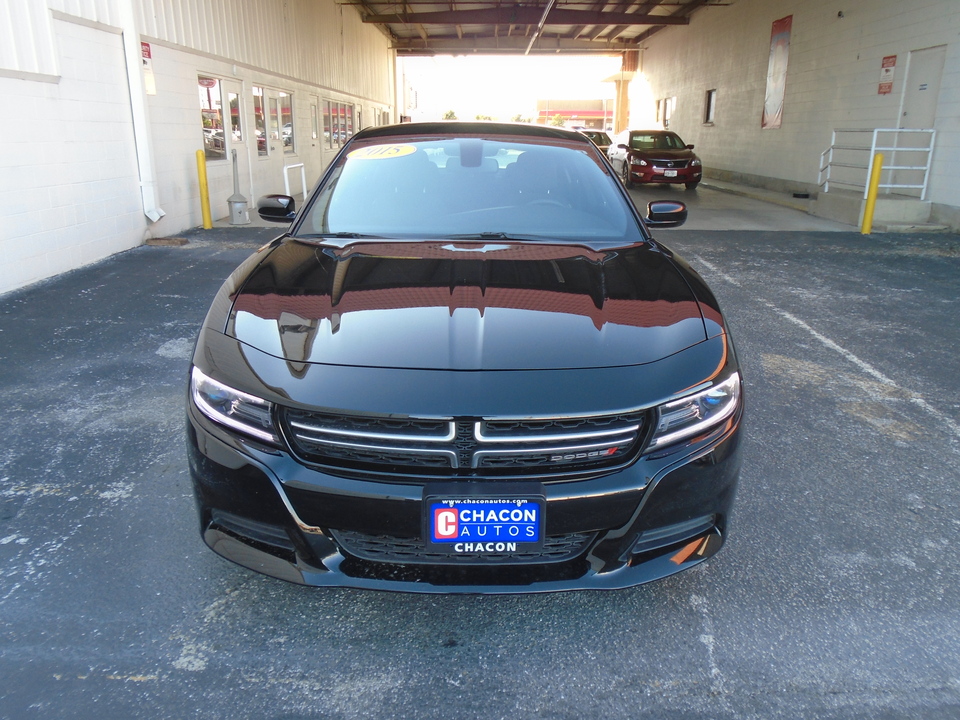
[879,55,896,95]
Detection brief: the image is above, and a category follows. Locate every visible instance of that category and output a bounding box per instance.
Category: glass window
[323,101,333,148]
[198,76,225,160]
[344,104,354,142]
[228,92,242,142]
[337,103,346,146]
[704,89,717,124]
[298,138,641,243]
[663,97,676,128]
[269,97,280,144]
[311,101,319,140]
[333,102,341,147]
[322,101,357,146]
[280,92,294,154]
[253,86,267,156]
[629,132,686,150]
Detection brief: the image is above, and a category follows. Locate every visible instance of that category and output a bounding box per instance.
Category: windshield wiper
[446,232,548,241]
[297,232,385,239]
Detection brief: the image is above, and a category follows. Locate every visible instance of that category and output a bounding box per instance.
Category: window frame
[703,89,717,125]
[253,86,268,157]
[324,100,358,149]
[198,75,226,162]
[279,91,295,155]
[663,97,676,129]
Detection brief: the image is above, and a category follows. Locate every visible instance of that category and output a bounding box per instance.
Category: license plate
[664,169,678,177]
[425,484,544,555]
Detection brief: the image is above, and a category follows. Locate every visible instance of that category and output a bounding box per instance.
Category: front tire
[621,162,633,188]
[685,181,700,190]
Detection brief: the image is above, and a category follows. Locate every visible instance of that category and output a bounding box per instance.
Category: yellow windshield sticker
[348,144,417,160]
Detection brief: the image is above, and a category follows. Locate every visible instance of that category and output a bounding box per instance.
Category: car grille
[280,409,647,480]
[653,159,689,169]
[329,529,596,565]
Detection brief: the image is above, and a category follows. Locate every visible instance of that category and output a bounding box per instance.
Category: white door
[900,46,946,130]
[894,46,945,196]
[221,81,251,201]
[269,90,301,197]
[251,86,283,200]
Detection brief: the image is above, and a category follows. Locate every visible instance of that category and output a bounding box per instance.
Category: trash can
[228,193,249,225]
[227,149,250,225]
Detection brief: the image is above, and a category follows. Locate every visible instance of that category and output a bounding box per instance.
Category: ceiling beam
[631,0,711,44]
[363,8,689,26]
[596,0,664,42]
[392,35,639,54]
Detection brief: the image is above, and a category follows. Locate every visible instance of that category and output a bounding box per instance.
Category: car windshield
[583,131,611,145]
[629,132,687,151]
[297,136,642,243]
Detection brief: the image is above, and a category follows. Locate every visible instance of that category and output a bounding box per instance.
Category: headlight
[634,158,648,167]
[190,367,279,444]
[649,374,741,449]
[691,158,702,167]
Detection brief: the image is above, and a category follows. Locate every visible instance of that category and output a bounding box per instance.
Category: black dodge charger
[187,122,743,593]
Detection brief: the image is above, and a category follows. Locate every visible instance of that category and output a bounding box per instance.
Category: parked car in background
[187,122,743,594]
[608,130,702,189]
[580,130,612,154]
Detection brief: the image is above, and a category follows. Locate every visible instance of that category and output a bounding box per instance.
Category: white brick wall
[0,17,143,295]
[636,0,959,211]
[132,0,394,104]
[1,0,396,295]
[139,41,381,238]
[0,0,60,78]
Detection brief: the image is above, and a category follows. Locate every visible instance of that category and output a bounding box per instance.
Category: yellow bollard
[195,149,213,230]
[860,152,884,235]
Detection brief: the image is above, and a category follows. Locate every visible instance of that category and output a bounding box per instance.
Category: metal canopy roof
[349,0,729,56]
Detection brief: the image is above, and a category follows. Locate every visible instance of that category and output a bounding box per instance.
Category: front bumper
[187,399,742,594]
[630,165,702,185]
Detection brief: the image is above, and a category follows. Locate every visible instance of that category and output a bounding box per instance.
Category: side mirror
[646,200,687,229]
[618,143,629,150]
[686,144,695,150]
[257,194,297,223]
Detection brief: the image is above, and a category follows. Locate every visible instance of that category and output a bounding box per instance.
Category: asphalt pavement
[2,189,959,719]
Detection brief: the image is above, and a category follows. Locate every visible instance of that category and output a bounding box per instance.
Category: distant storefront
[536,99,614,130]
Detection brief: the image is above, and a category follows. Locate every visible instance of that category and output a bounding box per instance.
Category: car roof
[352,121,594,145]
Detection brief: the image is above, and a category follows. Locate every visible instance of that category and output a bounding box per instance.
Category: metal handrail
[283,163,308,199]
[818,128,936,200]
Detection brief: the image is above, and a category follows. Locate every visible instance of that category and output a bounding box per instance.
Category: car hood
[226,239,707,371]
[633,148,696,161]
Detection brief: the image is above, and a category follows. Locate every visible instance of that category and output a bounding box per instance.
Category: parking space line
[692,254,960,440]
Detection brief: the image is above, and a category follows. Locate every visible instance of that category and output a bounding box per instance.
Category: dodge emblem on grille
[551,447,619,463]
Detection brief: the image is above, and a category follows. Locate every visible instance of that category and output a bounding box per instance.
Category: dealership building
[1,0,958,295]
